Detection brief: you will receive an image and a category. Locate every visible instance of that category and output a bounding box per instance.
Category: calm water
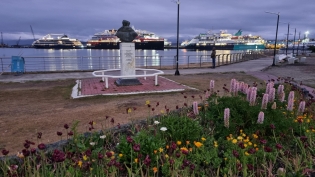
[0,48,255,72]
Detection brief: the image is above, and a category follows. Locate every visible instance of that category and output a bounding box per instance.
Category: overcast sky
[0,0,314,42]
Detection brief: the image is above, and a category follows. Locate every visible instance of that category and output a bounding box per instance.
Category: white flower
[160,127,167,131]
[154,121,160,125]
[90,142,96,146]
[100,135,106,139]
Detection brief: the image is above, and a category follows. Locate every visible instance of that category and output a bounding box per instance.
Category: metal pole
[285,23,289,55]
[174,0,180,75]
[303,33,306,54]
[292,28,296,55]
[297,32,300,56]
[273,14,280,66]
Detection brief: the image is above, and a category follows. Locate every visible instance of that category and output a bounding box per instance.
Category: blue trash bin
[11,56,25,75]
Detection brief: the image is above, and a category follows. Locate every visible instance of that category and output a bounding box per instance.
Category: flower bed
[1,78,315,176]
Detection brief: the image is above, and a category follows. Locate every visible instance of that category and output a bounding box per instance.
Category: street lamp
[173,0,180,75]
[265,11,280,66]
[297,32,301,56]
[303,31,309,54]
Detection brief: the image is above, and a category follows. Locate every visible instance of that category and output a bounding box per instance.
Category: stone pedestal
[115,43,142,86]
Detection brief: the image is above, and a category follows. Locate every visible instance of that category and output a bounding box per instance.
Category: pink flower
[193,101,199,115]
[230,79,236,94]
[269,88,275,103]
[287,98,294,111]
[210,80,215,93]
[249,87,257,106]
[246,87,252,101]
[261,94,269,109]
[205,91,210,99]
[277,85,284,95]
[298,101,305,114]
[288,91,295,100]
[257,111,264,124]
[279,91,285,102]
[224,108,230,128]
[234,82,239,96]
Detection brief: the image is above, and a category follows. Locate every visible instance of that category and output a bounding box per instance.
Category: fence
[0,50,268,73]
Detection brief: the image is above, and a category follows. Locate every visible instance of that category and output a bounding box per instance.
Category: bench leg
[155,75,158,86]
[144,71,146,80]
[105,77,108,88]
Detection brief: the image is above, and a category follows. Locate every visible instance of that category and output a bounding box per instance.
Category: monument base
[115,78,142,86]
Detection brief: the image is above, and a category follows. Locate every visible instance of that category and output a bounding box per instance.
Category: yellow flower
[166,145,169,149]
[16,152,24,159]
[127,108,132,113]
[186,141,190,145]
[194,141,203,148]
[245,152,250,156]
[237,136,243,140]
[198,106,202,110]
[255,147,259,151]
[232,139,238,144]
[294,120,298,123]
[226,137,231,141]
[307,119,310,123]
[201,137,206,141]
[90,168,93,171]
[119,154,123,158]
[306,130,310,133]
[146,100,150,105]
[244,144,248,148]
[134,158,138,163]
[241,133,246,137]
[78,160,83,168]
[240,129,243,133]
[159,148,163,152]
[252,134,258,139]
[154,150,158,154]
[165,154,169,158]
[83,155,88,161]
[312,129,315,132]
[177,141,182,146]
[229,134,233,138]
[248,142,253,146]
[254,144,257,147]
[160,110,165,114]
[243,138,249,143]
[180,147,188,152]
[224,158,227,161]
[189,148,193,152]
[153,167,158,173]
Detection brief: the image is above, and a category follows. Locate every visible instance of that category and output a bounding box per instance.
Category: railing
[0,50,268,73]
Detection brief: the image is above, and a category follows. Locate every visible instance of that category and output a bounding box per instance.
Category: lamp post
[292,28,296,55]
[265,11,280,66]
[297,32,300,56]
[174,0,180,75]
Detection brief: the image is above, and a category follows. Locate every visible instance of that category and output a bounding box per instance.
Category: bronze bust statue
[115,20,138,42]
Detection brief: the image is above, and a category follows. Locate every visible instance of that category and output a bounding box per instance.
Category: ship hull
[185,44,234,50]
[33,45,83,49]
[185,43,265,50]
[87,41,164,50]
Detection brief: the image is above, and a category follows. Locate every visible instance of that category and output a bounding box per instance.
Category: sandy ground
[0,72,262,155]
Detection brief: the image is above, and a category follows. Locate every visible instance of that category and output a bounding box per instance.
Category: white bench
[92,68,164,88]
[288,57,298,64]
[299,57,306,63]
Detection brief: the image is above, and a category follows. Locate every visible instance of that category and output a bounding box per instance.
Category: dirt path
[0,72,261,155]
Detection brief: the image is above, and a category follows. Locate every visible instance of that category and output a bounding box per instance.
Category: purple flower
[270,124,275,130]
[126,136,134,144]
[1,149,9,156]
[144,155,151,167]
[52,149,65,162]
[57,131,62,136]
[38,143,46,150]
[276,144,282,150]
[64,124,69,129]
[233,150,239,158]
[133,144,140,152]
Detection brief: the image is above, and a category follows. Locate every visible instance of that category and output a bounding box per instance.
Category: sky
[0,0,314,42]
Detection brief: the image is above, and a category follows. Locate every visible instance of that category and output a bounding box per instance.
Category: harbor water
[0,48,260,72]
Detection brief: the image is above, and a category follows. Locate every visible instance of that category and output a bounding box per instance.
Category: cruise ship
[185,30,265,50]
[32,34,84,49]
[86,29,165,50]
